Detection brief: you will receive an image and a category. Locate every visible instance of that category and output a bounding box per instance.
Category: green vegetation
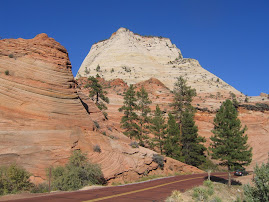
[210,99,252,186]
[181,109,206,167]
[244,160,269,202]
[30,183,49,193]
[4,70,9,75]
[0,164,33,195]
[151,105,167,154]
[163,113,181,160]
[152,154,164,169]
[96,64,101,72]
[93,145,101,153]
[50,150,105,191]
[85,76,109,119]
[129,141,139,148]
[93,121,100,129]
[119,84,139,139]
[170,76,196,135]
[8,54,13,58]
[136,87,152,145]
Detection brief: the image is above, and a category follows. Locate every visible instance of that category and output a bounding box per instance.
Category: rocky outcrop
[0,35,203,184]
[77,28,240,95]
[77,75,269,170]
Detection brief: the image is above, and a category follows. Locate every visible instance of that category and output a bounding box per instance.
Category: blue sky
[1,0,268,96]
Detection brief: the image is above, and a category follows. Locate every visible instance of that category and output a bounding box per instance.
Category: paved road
[9,172,230,202]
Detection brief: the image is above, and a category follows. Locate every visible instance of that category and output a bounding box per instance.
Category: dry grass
[166,181,244,202]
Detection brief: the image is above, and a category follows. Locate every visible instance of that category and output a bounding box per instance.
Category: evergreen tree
[163,113,181,160]
[85,76,109,118]
[244,160,269,202]
[210,99,252,186]
[118,85,139,139]
[170,76,196,134]
[151,105,167,154]
[136,87,152,145]
[181,109,206,167]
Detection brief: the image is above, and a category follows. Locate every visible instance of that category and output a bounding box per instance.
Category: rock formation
[77,28,240,95]
[78,76,269,170]
[0,34,203,184]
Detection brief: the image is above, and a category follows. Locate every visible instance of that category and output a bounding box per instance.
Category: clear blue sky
[1,0,268,96]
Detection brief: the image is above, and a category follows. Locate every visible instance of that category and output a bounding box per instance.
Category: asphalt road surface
[8,172,230,202]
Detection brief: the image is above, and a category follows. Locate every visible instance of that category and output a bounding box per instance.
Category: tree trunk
[207,170,211,181]
[228,172,231,187]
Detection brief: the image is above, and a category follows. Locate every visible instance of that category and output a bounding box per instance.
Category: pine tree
[163,113,181,160]
[136,87,152,145]
[118,85,139,139]
[170,76,196,134]
[151,105,167,154]
[85,76,109,118]
[181,109,206,167]
[210,99,252,186]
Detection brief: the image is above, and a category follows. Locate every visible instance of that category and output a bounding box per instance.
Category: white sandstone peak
[77,28,240,95]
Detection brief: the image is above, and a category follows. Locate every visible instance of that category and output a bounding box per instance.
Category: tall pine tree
[163,113,181,160]
[118,85,139,139]
[85,76,109,118]
[181,109,206,167]
[210,99,252,186]
[151,105,167,154]
[136,87,152,145]
[170,76,196,131]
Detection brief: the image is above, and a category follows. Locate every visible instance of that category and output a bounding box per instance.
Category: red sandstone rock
[0,35,203,184]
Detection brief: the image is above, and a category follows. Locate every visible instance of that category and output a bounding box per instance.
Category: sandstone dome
[77,27,240,95]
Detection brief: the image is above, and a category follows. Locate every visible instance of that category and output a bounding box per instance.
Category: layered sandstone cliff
[0,34,203,184]
[77,76,269,170]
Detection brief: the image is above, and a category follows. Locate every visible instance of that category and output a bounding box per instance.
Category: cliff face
[77,28,239,95]
[0,34,202,184]
[77,76,269,170]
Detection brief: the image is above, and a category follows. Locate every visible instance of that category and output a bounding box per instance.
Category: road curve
[8,172,230,202]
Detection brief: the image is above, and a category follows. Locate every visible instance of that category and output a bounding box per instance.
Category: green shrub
[93,145,101,153]
[4,70,9,75]
[30,182,49,193]
[93,121,100,129]
[8,54,13,58]
[165,190,182,202]
[50,150,105,191]
[152,154,164,169]
[192,187,209,201]
[244,162,269,202]
[96,65,101,72]
[0,164,33,195]
[129,141,139,148]
[212,196,222,202]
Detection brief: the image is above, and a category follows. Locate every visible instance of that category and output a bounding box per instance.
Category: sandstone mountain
[77,27,240,95]
[76,28,269,169]
[0,34,202,184]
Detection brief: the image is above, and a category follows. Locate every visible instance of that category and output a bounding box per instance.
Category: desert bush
[165,190,182,202]
[93,121,100,129]
[152,154,164,169]
[4,70,9,75]
[0,164,33,195]
[192,187,209,201]
[30,182,49,193]
[50,150,105,191]
[93,145,101,153]
[129,141,139,148]
[96,65,101,72]
[203,180,214,196]
[8,54,13,58]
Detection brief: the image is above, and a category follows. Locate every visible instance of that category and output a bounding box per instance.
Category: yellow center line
[84,174,227,202]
